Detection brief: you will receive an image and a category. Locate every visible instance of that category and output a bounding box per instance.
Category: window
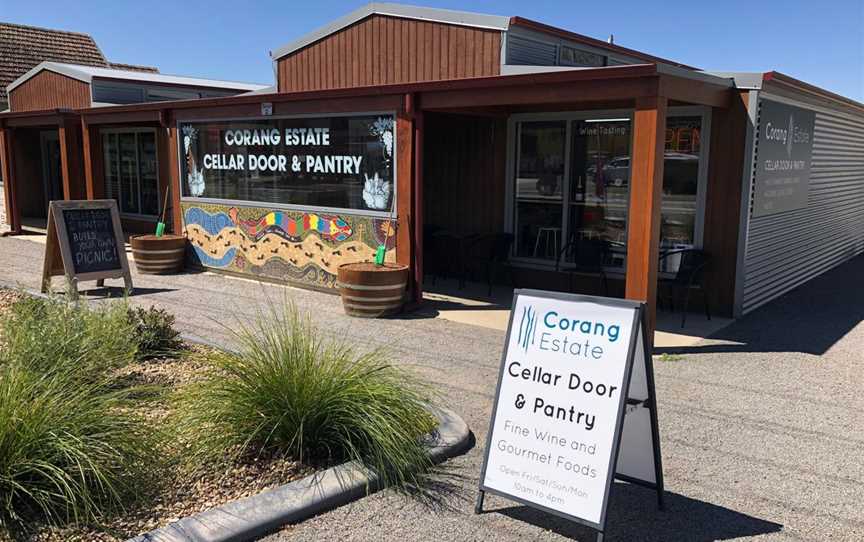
[180,114,395,215]
[509,110,709,271]
[103,129,160,217]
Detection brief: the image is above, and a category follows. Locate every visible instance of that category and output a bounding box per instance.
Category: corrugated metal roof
[7,61,269,93]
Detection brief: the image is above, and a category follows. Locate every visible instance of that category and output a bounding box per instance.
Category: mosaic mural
[182,202,396,289]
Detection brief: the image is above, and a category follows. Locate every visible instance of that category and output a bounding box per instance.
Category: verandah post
[625,94,667,344]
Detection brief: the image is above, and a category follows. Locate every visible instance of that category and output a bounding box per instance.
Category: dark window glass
[568,119,632,268]
[661,116,701,260]
[180,115,395,213]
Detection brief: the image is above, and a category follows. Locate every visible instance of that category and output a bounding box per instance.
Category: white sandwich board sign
[476,290,663,541]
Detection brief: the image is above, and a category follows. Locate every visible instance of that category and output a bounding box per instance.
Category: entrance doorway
[40,130,63,210]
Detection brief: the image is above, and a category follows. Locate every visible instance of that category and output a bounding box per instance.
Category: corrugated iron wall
[277,15,502,92]
[741,91,864,313]
[8,70,90,112]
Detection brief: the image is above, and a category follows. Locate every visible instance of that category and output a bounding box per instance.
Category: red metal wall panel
[277,15,502,93]
[8,71,90,112]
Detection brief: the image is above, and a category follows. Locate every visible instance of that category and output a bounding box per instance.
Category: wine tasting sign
[476,290,663,541]
[41,200,132,298]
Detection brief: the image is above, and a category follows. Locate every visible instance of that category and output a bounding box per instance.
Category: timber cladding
[277,15,502,92]
[8,70,90,112]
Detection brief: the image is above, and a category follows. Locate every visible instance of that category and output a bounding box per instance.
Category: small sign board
[260,102,273,116]
[476,290,663,540]
[752,99,816,217]
[41,200,132,298]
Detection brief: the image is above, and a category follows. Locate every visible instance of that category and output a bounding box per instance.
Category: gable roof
[7,61,269,94]
[269,2,693,70]
[0,21,109,105]
[271,2,510,60]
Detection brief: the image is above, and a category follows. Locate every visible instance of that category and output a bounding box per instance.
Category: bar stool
[533,227,561,259]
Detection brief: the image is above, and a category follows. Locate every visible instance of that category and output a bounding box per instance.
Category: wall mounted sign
[41,200,132,299]
[752,99,816,217]
[179,114,395,214]
[476,290,663,541]
[261,102,273,116]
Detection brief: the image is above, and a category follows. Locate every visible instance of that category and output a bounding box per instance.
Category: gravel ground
[0,235,862,541]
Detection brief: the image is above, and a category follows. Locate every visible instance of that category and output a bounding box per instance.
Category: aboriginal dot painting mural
[182,202,396,289]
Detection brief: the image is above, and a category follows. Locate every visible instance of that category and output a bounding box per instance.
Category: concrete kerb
[0,284,471,542]
[128,405,471,542]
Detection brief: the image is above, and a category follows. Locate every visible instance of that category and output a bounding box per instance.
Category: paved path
[0,235,862,541]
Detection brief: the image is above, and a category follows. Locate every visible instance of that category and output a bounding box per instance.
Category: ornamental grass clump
[0,295,137,380]
[0,294,161,533]
[176,303,438,491]
[0,366,157,531]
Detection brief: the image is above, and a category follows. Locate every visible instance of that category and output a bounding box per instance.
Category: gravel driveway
[0,234,861,541]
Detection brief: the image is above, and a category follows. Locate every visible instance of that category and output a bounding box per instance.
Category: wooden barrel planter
[337,262,409,318]
[129,234,186,274]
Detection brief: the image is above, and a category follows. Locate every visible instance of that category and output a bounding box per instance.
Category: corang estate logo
[764,112,811,158]
[517,305,538,352]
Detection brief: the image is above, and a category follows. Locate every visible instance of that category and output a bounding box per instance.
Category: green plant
[657,352,684,363]
[0,295,162,533]
[127,305,183,361]
[0,295,137,380]
[175,303,437,491]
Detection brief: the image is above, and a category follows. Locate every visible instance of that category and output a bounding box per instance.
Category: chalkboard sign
[42,200,132,298]
[62,207,122,274]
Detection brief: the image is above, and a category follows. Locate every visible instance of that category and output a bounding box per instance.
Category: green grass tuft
[175,302,438,491]
[0,293,162,533]
[0,295,138,380]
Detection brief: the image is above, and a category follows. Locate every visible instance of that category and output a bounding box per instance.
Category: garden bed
[0,289,442,542]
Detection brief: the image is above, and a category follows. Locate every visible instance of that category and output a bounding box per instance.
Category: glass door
[513,121,566,260]
[102,129,159,218]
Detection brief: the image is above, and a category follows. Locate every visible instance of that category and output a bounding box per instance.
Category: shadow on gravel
[80,286,178,298]
[490,483,782,541]
[656,253,864,357]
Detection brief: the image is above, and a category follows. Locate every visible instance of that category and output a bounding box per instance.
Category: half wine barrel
[130,234,186,274]
[337,262,408,318]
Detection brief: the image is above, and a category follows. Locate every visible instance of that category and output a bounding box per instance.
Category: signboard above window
[179,114,395,215]
[558,45,605,67]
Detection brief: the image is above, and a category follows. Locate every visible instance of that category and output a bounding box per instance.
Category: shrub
[176,303,437,491]
[0,295,161,533]
[127,305,183,361]
[0,295,137,379]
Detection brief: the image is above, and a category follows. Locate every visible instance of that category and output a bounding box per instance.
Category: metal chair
[556,238,610,296]
[658,248,711,328]
[467,233,515,296]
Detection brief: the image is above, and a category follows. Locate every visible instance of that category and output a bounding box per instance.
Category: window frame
[504,106,712,272]
[176,111,399,219]
[101,126,160,221]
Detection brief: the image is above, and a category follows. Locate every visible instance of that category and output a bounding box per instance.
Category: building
[0,21,158,111]
[1,3,862,333]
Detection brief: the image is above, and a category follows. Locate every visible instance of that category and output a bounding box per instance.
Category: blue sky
[3,0,862,100]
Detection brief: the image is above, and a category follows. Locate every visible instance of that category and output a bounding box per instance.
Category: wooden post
[81,118,96,200]
[625,95,667,340]
[412,106,424,303]
[396,96,415,294]
[0,127,21,233]
[166,124,182,234]
[58,116,85,200]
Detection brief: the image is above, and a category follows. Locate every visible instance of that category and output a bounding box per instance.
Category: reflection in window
[514,122,565,258]
[662,116,701,258]
[180,115,395,214]
[511,113,705,272]
[569,119,631,268]
[103,130,159,217]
